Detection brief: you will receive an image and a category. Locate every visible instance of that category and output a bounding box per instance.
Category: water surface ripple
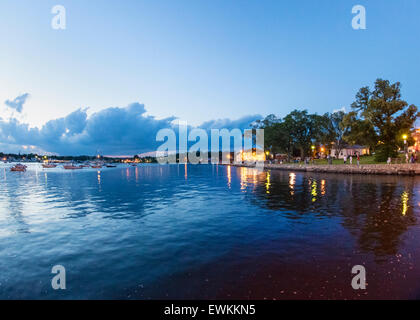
[0,163,419,299]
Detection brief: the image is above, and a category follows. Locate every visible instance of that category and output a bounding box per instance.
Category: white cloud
[4,93,30,113]
[0,102,261,155]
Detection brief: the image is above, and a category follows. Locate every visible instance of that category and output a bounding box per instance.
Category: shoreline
[229,162,420,176]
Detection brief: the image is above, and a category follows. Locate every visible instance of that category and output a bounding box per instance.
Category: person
[357,153,360,166]
[349,154,353,165]
[411,153,415,164]
[405,153,409,163]
[387,157,392,165]
[343,155,347,164]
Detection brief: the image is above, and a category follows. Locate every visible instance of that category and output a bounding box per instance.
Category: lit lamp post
[311,145,315,164]
[403,134,408,154]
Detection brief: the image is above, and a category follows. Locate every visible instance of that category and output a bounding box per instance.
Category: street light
[403,134,408,154]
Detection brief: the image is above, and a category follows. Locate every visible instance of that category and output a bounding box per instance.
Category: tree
[252,115,291,157]
[312,113,336,151]
[342,112,377,151]
[254,110,334,160]
[283,110,322,158]
[324,111,347,157]
[346,79,418,161]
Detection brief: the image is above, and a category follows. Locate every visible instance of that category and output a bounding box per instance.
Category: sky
[0,0,419,155]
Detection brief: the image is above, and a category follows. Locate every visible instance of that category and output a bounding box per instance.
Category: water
[0,163,419,299]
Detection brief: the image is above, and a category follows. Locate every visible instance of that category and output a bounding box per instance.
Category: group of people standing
[386,153,418,164]
[405,153,418,164]
[325,152,360,165]
[342,153,360,166]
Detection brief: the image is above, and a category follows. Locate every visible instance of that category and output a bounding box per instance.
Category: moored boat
[42,163,57,168]
[63,164,82,170]
[11,164,27,172]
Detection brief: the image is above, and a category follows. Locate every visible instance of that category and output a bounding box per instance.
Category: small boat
[105,164,117,168]
[63,164,82,170]
[42,163,57,168]
[11,164,27,172]
[131,163,137,167]
[91,165,102,169]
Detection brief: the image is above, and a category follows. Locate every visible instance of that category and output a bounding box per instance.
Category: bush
[374,144,398,162]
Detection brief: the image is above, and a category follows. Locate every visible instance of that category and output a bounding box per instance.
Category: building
[235,147,266,163]
[331,145,369,159]
[408,128,420,153]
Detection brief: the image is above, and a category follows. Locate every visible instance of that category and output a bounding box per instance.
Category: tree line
[252,79,419,161]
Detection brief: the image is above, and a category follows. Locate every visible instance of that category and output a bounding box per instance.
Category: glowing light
[227,165,231,188]
[311,180,317,202]
[401,191,409,216]
[321,179,326,196]
[289,172,296,195]
[265,171,271,194]
[240,167,248,191]
[403,134,408,140]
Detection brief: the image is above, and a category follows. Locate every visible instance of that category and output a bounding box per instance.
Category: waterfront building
[331,145,369,159]
[408,128,420,153]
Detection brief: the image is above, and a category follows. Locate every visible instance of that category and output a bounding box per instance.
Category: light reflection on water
[0,163,419,299]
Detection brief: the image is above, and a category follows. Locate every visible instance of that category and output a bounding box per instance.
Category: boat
[11,164,27,172]
[90,161,103,168]
[105,164,117,168]
[42,163,57,168]
[63,164,82,170]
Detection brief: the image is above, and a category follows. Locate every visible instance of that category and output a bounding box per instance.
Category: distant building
[235,147,265,163]
[408,128,420,153]
[331,145,369,159]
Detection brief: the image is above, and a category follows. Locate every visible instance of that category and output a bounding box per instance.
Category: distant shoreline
[229,163,420,176]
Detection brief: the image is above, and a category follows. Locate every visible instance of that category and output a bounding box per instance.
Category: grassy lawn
[313,155,384,165]
[270,154,417,165]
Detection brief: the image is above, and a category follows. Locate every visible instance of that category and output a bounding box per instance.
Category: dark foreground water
[0,163,419,299]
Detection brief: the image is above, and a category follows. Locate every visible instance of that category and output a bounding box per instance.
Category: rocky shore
[230,163,420,176]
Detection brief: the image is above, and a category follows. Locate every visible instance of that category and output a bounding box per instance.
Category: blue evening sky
[1,0,419,125]
[0,0,419,154]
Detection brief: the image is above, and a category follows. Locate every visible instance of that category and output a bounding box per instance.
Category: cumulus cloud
[4,93,30,113]
[199,114,261,131]
[0,102,261,155]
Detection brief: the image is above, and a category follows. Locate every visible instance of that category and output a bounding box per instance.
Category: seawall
[230,163,420,176]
